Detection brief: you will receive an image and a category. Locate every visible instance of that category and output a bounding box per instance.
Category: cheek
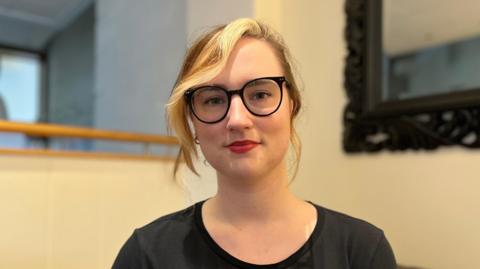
[192,117,211,139]
[263,107,292,147]
[277,102,294,150]
[193,119,222,139]
[277,97,293,132]
[193,121,224,157]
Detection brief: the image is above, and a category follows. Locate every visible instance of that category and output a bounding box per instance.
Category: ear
[288,97,294,116]
[187,116,197,136]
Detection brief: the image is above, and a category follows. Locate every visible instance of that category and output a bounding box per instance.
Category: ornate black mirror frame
[343,0,480,153]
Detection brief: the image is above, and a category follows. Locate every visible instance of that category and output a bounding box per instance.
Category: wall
[0,155,184,269]
[47,5,95,128]
[46,5,95,151]
[186,0,253,39]
[255,1,480,269]
[94,0,186,138]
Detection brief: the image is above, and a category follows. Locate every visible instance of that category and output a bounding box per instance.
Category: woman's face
[192,37,292,180]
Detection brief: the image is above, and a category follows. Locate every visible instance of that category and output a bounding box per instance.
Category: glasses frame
[184,76,288,124]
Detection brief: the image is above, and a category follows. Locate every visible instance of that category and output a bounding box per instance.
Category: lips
[227,140,259,153]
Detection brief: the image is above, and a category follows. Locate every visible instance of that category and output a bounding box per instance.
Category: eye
[204,96,226,105]
[251,90,272,100]
[193,87,227,107]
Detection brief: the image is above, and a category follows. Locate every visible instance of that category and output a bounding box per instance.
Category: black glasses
[184,76,287,124]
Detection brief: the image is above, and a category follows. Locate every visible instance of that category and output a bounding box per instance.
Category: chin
[217,162,271,181]
[215,162,265,180]
[209,153,284,180]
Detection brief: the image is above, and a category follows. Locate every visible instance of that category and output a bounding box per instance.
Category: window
[0,48,43,122]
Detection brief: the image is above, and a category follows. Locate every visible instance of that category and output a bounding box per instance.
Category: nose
[225,95,253,130]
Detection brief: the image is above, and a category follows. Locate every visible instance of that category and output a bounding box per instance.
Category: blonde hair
[166,18,302,179]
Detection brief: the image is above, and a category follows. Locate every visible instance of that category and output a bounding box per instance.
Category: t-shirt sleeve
[367,233,397,269]
[112,230,152,269]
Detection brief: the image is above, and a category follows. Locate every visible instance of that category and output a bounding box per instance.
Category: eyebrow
[248,79,270,86]
[207,77,273,89]
[209,83,228,88]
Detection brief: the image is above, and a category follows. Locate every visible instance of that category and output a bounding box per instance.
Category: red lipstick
[227,140,259,153]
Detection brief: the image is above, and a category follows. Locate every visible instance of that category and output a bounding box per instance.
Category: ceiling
[0,0,92,51]
[384,0,480,56]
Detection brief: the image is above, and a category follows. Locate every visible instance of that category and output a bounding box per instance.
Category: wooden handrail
[0,148,175,162]
[0,120,179,145]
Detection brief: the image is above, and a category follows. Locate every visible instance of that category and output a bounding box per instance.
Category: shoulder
[131,203,203,255]
[112,203,200,269]
[136,204,196,238]
[312,203,397,269]
[318,205,384,240]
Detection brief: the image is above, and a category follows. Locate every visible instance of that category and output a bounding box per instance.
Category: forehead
[209,37,283,87]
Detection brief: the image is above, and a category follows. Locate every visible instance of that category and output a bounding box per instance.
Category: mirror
[343,0,480,152]
[383,0,480,101]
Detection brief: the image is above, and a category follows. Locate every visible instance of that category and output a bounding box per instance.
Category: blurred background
[0,0,479,268]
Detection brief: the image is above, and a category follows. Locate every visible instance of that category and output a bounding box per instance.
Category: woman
[112,18,396,269]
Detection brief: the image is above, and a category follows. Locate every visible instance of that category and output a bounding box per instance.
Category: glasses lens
[191,86,228,122]
[243,79,282,115]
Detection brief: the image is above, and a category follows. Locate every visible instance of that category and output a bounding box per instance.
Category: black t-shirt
[112,200,396,269]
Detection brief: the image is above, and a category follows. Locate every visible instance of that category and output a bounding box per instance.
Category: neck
[207,163,301,224]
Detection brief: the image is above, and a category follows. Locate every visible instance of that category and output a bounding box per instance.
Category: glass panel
[0,50,41,122]
[382,0,480,101]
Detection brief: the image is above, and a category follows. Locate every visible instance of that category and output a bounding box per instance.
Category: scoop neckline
[194,200,324,269]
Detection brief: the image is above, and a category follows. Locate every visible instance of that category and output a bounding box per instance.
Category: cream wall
[187,0,253,39]
[0,155,184,269]
[255,1,480,269]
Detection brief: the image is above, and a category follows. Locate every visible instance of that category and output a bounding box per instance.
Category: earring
[203,159,209,166]
[194,135,200,145]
